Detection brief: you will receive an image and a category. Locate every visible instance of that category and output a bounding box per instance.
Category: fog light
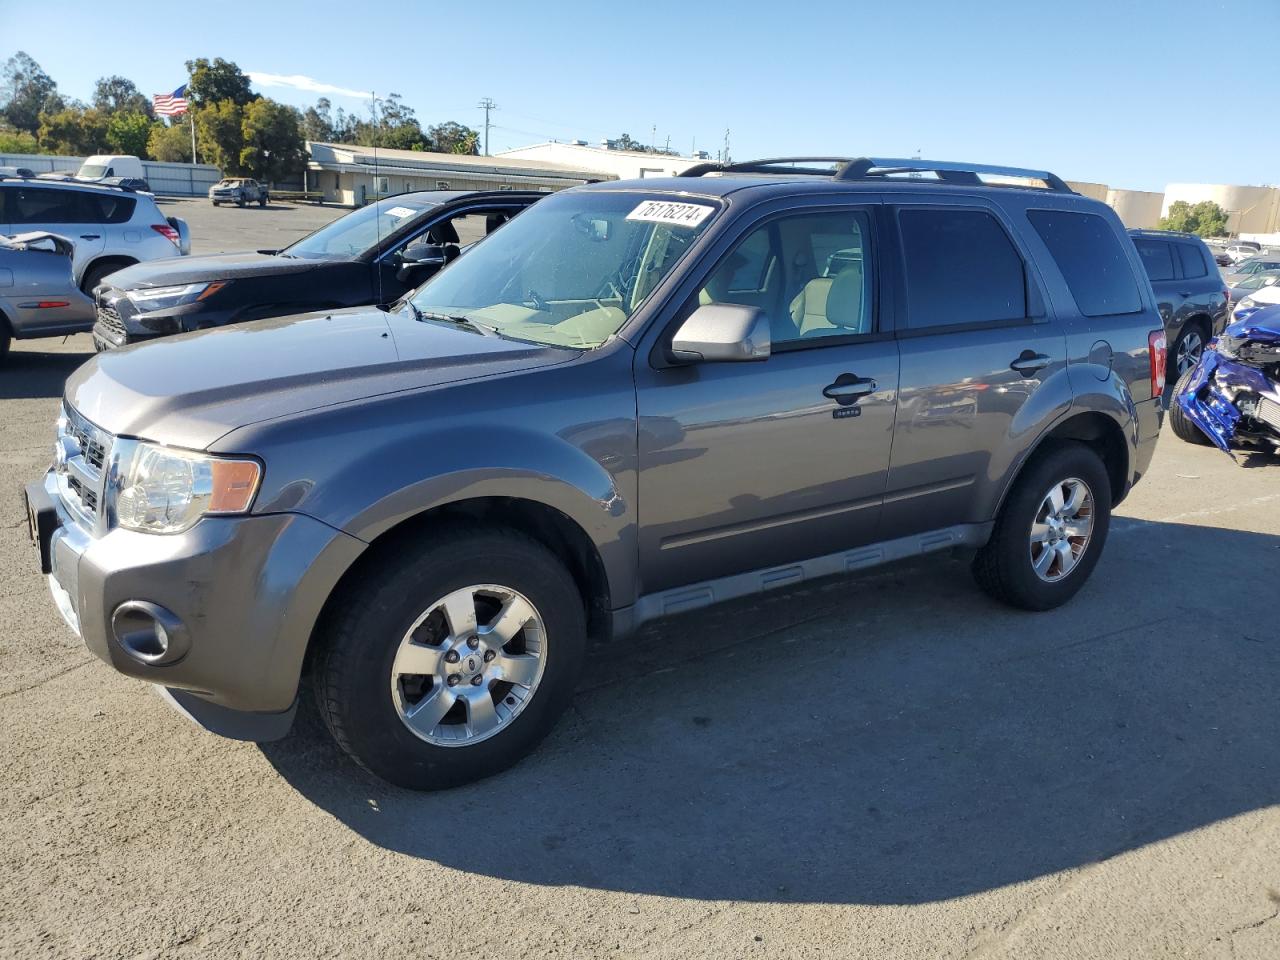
[111,601,189,665]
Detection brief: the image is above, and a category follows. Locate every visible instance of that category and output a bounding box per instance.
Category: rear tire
[313,526,586,790]
[1169,367,1213,445]
[1169,319,1208,383]
[80,261,122,295]
[258,195,267,207]
[0,319,11,366]
[236,195,246,208]
[973,442,1112,611]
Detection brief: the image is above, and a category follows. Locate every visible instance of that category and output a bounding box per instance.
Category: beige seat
[790,262,865,337]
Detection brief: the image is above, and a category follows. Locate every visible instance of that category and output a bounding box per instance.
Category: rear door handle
[823,375,878,405]
[79,234,100,240]
[1009,351,1051,376]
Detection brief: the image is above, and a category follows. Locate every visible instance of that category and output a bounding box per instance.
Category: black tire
[236,195,246,208]
[972,442,1112,611]
[80,260,122,295]
[0,322,10,366]
[1169,319,1208,384]
[1168,367,1214,445]
[313,526,586,790]
[211,200,219,206]
[258,195,267,207]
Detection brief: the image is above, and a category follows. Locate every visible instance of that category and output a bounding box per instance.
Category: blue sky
[2,0,1275,191]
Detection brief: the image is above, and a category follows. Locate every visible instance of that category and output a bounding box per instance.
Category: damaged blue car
[1170,306,1280,457]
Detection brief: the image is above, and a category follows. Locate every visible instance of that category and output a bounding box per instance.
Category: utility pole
[722,128,731,165]
[478,98,497,156]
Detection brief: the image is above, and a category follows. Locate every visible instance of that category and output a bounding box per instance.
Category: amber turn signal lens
[208,459,261,513]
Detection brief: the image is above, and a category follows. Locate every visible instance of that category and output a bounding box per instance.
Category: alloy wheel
[1176,330,1204,377]
[1029,477,1095,583]
[389,584,547,747]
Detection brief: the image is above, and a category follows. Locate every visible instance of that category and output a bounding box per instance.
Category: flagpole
[190,112,197,165]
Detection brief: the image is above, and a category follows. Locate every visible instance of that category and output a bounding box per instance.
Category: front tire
[313,527,586,790]
[236,195,246,208]
[973,442,1112,611]
[1169,367,1213,445]
[258,194,267,207]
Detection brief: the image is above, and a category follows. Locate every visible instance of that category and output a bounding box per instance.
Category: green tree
[92,76,152,118]
[105,112,152,157]
[196,99,245,173]
[37,105,110,155]
[1,52,64,134]
[0,121,38,153]
[301,97,335,142]
[185,58,256,108]
[1158,200,1230,238]
[147,121,193,162]
[427,121,479,155]
[240,98,304,182]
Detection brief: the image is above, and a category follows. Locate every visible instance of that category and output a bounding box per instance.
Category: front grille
[55,405,113,530]
[95,301,126,337]
[1259,396,1280,432]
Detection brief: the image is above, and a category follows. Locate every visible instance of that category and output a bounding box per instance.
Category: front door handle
[79,234,100,240]
[1009,351,1050,377]
[823,374,878,405]
[1178,291,1193,298]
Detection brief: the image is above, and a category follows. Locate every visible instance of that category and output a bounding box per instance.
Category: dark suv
[26,157,1166,790]
[1128,229,1229,381]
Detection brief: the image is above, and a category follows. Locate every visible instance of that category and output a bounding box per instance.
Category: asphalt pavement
[1,204,1279,959]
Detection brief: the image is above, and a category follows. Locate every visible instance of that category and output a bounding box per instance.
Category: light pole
[478,98,496,156]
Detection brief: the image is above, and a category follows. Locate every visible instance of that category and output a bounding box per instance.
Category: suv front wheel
[313,527,586,789]
[972,442,1112,611]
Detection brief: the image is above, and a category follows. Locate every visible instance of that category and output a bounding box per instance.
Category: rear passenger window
[1133,239,1175,281]
[1176,243,1208,279]
[10,187,86,224]
[898,208,1026,329]
[1027,210,1142,317]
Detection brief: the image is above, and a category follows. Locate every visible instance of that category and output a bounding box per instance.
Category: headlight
[112,440,261,534]
[1238,297,1256,310]
[125,281,227,311]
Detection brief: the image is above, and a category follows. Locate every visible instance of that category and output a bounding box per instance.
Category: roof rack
[0,173,139,193]
[679,156,1074,193]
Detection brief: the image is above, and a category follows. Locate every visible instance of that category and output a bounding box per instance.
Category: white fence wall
[0,153,222,197]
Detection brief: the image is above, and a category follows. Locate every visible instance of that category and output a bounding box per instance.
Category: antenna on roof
[372,90,383,308]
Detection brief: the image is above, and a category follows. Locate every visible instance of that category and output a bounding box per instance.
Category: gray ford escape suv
[25,157,1166,790]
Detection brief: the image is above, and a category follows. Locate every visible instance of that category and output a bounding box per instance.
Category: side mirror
[396,242,448,283]
[670,303,770,363]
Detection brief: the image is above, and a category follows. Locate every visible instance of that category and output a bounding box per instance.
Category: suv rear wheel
[1170,319,1208,382]
[972,442,1112,611]
[313,527,586,790]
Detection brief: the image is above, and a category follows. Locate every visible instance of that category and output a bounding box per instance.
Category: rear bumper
[1132,396,1163,489]
[35,471,366,734]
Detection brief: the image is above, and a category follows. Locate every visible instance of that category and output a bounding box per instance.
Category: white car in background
[1231,281,1280,322]
[0,177,190,292]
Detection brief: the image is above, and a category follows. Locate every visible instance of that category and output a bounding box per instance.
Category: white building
[1161,183,1280,236]
[1106,188,1164,230]
[497,141,706,181]
[305,142,613,206]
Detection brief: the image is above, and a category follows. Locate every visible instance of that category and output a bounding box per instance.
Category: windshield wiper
[415,309,499,337]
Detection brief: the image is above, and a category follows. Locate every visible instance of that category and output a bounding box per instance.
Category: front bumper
[31,471,365,738]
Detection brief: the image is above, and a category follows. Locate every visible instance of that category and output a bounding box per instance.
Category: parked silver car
[0,177,190,292]
[0,231,94,362]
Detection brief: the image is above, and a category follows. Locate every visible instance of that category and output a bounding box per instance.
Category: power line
[478,97,497,156]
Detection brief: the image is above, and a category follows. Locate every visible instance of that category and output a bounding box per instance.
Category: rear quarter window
[83,193,137,224]
[1027,210,1142,317]
[1175,243,1209,279]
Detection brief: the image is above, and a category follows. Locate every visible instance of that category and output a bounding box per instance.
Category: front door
[635,205,900,594]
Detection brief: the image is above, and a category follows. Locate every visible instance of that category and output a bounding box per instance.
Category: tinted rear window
[82,193,136,224]
[1133,239,1175,281]
[1175,243,1208,279]
[898,208,1026,329]
[9,186,86,224]
[1027,210,1142,317]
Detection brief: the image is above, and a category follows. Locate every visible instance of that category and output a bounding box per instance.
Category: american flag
[153,85,189,118]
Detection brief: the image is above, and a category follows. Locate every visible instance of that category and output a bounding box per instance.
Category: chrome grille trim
[54,404,113,533]
[95,301,126,338]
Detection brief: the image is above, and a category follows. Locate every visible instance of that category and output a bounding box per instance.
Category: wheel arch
[80,255,138,292]
[998,409,1131,515]
[302,495,613,682]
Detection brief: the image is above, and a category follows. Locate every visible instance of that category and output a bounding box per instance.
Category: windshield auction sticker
[384,206,417,220]
[626,200,715,228]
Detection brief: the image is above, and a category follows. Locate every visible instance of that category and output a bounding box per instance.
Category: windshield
[1239,271,1280,290]
[80,164,108,178]
[408,191,719,348]
[284,197,435,260]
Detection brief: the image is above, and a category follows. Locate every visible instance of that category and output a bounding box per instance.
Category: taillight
[1148,329,1168,397]
[150,223,180,246]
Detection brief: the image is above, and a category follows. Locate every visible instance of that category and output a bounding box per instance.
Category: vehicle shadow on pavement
[0,347,93,400]
[261,518,1280,905]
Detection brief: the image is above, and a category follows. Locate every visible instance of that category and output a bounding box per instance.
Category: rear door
[881,198,1068,537]
[8,185,104,281]
[1132,236,1177,327]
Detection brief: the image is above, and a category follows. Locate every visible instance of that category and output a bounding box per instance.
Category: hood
[1223,307,1280,344]
[104,251,323,288]
[65,307,577,449]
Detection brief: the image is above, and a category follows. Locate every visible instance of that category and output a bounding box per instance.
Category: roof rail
[680,156,1074,193]
[0,173,139,193]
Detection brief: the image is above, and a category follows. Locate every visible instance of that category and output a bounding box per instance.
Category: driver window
[392,209,516,263]
[696,210,874,345]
